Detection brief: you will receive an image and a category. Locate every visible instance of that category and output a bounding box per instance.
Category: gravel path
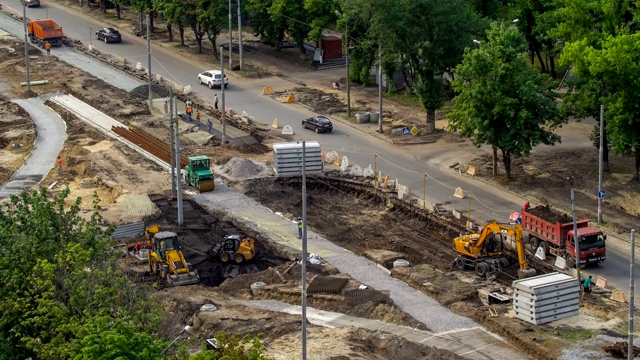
[0,96,67,198]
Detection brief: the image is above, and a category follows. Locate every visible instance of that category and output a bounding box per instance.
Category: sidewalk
[0,96,67,198]
[241,299,522,360]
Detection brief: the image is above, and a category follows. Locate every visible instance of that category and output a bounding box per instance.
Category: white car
[198,70,229,89]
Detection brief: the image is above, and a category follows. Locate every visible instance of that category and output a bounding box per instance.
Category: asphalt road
[2,1,638,301]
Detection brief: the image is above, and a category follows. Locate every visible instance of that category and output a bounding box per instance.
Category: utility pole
[220,47,226,144]
[378,45,383,133]
[629,229,636,360]
[22,2,30,92]
[147,14,152,110]
[570,177,581,281]
[345,17,350,118]
[169,88,176,198]
[228,0,233,70]
[174,96,184,226]
[237,0,243,70]
[301,140,308,360]
[598,105,604,223]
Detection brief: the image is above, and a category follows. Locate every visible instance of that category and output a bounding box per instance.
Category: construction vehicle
[148,230,200,285]
[184,156,215,192]
[522,205,606,268]
[27,19,64,48]
[210,235,256,263]
[452,222,536,279]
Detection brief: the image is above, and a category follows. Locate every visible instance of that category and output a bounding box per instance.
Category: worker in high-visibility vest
[297,217,303,239]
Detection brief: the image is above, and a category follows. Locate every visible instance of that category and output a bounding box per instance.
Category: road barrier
[454,187,465,199]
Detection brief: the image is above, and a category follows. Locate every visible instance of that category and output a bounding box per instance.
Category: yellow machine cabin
[452,222,535,279]
[148,231,200,285]
[211,235,256,263]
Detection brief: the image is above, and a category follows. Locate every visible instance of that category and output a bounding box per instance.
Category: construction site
[2,13,640,359]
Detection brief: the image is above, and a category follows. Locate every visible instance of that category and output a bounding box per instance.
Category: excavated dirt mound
[528,205,573,224]
[219,156,268,178]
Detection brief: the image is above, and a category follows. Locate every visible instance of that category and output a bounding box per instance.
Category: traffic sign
[410,126,418,136]
[402,127,410,135]
[598,189,605,199]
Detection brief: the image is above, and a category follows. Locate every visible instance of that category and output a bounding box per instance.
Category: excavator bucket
[517,268,537,279]
[197,179,215,192]
[167,269,200,285]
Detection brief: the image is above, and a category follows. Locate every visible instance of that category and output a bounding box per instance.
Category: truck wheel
[530,237,539,252]
[475,263,488,277]
[499,257,510,270]
[565,254,575,268]
[452,256,465,270]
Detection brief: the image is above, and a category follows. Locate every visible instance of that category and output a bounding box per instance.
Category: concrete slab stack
[273,141,323,177]
[512,272,580,325]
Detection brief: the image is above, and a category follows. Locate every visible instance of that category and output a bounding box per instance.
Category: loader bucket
[198,179,215,192]
[517,268,537,279]
[168,270,200,286]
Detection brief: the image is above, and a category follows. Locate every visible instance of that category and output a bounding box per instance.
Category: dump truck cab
[185,155,215,192]
[148,231,199,285]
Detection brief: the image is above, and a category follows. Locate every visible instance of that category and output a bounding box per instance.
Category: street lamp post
[228,0,233,70]
[22,2,30,92]
[237,0,243,70]
[335,10,351,117]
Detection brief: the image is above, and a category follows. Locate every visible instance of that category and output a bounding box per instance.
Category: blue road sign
[402,127,410,135]
[598,189,605,199]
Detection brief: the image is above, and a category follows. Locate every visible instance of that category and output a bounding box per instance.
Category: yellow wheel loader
[148,231,200,286]
[452,222,536,279]
[210,235,256,263]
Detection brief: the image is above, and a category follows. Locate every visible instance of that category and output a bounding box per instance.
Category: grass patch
[560,329,594,341]
[384,91,422,107]
[235,69,252,77]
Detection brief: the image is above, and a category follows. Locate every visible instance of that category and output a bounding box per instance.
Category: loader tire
[234,254,245,264]
[150,258,158,274]
[475,263,489,277]
[220,253,230,263]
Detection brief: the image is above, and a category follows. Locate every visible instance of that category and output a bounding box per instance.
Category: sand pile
[220,156,267,178]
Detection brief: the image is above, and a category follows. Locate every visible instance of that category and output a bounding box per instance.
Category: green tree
[357,0,484,132]
[563,33,640,180]
[448,22,564,179]
[0,189,166,359]
[182,332,271,360]
[197,0,228,59]
[554,0,639,172]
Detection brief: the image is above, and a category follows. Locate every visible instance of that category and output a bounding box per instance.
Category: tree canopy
[448,22,564,179]
[0,189,166,359]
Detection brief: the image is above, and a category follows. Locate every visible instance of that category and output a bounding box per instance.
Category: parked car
[302,115,333,133]
[22,0,40,7]
[95,28,121,43]
[198,70,229,89]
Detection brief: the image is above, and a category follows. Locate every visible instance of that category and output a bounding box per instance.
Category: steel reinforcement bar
[112,126,187,168]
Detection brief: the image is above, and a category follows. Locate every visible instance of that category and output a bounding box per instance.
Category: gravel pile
[129,84,170,99]
[220,156,267,179]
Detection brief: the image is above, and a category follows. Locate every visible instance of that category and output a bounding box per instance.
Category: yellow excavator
[452,222,536,279]
[147,226,200,286]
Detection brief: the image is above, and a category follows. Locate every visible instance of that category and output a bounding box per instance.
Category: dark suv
[22,0,40,7]
[95,28,122,43]
[302,116,333,133]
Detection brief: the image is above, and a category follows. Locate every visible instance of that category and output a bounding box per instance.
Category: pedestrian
[196,110,201,126]
[297,217,303,239]
[583,275,593,294]
[186,103,193,121]
[219,116,223,125]
[45,41,51,55]
[207,119,212,134]
[133,241,142,255]
[523,201,530,211]
[57,156,63,176]
[214,94,219,110]
[163,101,168,114]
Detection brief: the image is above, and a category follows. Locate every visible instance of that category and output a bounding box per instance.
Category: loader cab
[153,231,180,261]
[223,235,242,252]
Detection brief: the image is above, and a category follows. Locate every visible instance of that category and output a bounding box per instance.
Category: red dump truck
[27,19,64,48]
[521,205,606,268]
